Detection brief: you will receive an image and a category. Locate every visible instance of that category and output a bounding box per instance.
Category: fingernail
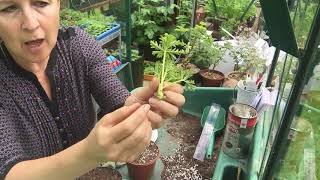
[144,104,150,111]
[149,98,158,106]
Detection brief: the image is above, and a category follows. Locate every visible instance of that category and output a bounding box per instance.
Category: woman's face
[0,0,60,64]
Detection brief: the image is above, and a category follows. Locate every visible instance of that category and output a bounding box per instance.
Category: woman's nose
[21,11,40,31]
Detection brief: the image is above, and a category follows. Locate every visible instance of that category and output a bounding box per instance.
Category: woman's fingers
[163,83,184,94]
[99,103,141,128]
[147,110,163,129]
[117,118,152,162]
[149,97,179,117]
[110,104,150,142]
[163,91,185,107]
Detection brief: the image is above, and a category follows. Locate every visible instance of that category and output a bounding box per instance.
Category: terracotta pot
[227,71,247,81]
[143,74,154,81]
[127,142,160,180]
[195,6,205,25]
[200,69,225,87]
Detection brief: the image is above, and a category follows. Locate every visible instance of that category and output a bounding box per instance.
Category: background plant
[131,0,178,46]
[227,34,266,74]
[60,9,116,37]
[175,0,193,27]
[204,0,256,35]
[175,23,225,69]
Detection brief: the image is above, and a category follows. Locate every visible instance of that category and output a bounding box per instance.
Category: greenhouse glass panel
[289,0,318,49]
[273,54,320,180]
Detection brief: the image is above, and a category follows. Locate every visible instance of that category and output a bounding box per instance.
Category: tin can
[222,103,258,159]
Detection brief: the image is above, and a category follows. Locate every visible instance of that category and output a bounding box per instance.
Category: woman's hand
[84,103,152,163]
[125,78,186,129]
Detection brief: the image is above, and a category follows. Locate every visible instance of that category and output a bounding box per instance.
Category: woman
[0,0,185,179]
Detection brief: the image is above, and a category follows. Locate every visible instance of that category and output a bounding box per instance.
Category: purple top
[0,27,130,178]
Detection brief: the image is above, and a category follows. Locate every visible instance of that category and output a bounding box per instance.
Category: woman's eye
[1,5,17,13]
[34,1,49,7]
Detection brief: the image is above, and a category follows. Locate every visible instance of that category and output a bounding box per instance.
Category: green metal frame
[260,0,299,57]
[262,4,320,179]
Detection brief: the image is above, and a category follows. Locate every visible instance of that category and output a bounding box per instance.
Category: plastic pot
[127,142,160,180]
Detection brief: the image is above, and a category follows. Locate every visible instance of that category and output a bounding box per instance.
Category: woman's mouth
[24,39,44,52]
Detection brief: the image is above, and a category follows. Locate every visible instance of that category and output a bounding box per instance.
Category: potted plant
[127,141,160,180]
[223,35,266,87]
[177,23,226,87]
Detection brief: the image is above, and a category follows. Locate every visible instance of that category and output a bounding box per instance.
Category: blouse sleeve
[0,107,33,179]
[71,27,130,116]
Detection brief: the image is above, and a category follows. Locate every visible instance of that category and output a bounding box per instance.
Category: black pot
[131,57,144,88]
[138,44,158,62]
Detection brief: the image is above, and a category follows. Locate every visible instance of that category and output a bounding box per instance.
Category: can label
[223,119,242,158]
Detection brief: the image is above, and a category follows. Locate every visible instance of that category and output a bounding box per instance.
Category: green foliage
[175,23,225,69]
[150,33,195,99]
[60,9,116,37]
[131,0,177,45]
[204,0,256,36]
[290,2,318,48]
[226,36,266,74]
[175,0,192,27]
[206,0,256,20]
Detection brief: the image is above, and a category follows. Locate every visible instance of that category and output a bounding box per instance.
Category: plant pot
[127,141,160,180]
[205,16,227,31]
[227,71,247,81]
[138,43,158,62]
[200,69,225,87]
[236,80,259,106]
[144,74,154,81]
[195,6,205,25]
[78,167,122,180]
[131,57,144,88]
[223,71,247,88]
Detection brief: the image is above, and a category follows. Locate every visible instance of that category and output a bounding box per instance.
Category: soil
[161,112,223,180]
[228,72,246,81]
[178,63,200,74]
[131,141,159,165]
[202,71,224,80]
[77,167,121,180]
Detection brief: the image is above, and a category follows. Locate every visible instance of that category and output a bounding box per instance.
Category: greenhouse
[0,0,319,179]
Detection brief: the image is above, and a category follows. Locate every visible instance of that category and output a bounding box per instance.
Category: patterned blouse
[0,27,130,178]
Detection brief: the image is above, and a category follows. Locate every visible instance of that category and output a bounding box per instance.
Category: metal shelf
[95,23,121,46]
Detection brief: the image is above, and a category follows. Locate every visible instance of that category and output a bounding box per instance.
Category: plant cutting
[150,33,195,99]
[127,141,160,180]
